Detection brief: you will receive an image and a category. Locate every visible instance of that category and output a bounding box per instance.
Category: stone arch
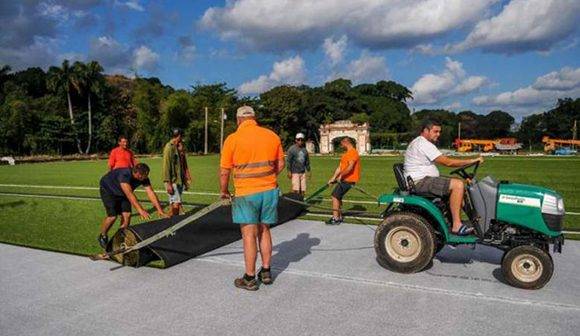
[319,120,371,154]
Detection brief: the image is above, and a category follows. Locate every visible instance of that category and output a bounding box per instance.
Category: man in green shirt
[162,128,186,216]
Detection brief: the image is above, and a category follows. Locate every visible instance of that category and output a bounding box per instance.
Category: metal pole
[458,122,461,140]
[220,108,225,152]
[204,106,208,155]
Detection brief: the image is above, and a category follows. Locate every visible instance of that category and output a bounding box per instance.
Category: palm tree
[47,60,83,154]
[73,61,104,153]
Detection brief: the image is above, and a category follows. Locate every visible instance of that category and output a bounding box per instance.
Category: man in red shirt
[108,136,136,170]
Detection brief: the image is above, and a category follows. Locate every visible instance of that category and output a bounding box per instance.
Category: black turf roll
[107,192,305,268]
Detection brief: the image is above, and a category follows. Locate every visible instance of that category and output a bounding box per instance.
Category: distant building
[319,120,371,154]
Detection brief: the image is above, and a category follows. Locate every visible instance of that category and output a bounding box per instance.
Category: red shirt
[108,147,136,170]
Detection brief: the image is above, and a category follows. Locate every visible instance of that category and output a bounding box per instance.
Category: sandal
[452,224,474,236]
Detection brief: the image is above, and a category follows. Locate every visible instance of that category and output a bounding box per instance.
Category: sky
[1,0,579,120]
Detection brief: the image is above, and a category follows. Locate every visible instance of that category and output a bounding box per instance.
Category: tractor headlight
[557,198,565,213]
[541,194,563,215]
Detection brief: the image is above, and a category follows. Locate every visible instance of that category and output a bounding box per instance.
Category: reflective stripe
[233,160,276,170]
[234,169,276,179]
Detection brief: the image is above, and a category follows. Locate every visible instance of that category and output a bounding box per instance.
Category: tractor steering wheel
[450,160,480,180]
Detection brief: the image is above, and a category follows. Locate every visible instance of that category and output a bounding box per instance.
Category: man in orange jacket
[220,106,285,291]
[108,136,136,170]
[326,137,361,225]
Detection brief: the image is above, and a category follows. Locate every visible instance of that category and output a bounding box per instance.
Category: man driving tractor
[404,119,483,236]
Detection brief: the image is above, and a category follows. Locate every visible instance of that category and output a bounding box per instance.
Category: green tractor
[375,162,565,289]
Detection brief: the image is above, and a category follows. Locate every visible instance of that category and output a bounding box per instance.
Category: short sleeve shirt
[340,148,361,183]
[220,120,284,196]
[404,136,442,181]
[99,168,151,197]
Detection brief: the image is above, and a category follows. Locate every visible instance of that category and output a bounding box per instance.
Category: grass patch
[0,155,578,256]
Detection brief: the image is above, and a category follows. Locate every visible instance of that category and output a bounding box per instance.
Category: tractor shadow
[271,232,321,279]
[435,245,503,265]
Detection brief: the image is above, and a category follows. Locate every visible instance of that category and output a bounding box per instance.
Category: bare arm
[143,185,166,216]
[120,183,149,219]
[329,161,355,183]
[434,155,483,168]
[276,158,285,175]
[219,168,232,199]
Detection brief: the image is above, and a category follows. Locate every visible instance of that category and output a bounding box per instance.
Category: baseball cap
[172,128,183,137]
[295,133,305,139]
[236,105,255,118]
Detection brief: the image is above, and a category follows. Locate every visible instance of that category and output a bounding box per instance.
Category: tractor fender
[378,194,451,240]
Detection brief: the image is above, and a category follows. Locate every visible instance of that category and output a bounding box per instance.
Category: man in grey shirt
[404,120,483,236]
[286,133,311,195]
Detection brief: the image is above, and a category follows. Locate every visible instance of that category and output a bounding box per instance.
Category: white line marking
[198,256,580,311]
[0,183,578,215]
[8,192,579,235]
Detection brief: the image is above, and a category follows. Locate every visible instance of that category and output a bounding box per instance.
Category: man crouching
[97,163,166,248]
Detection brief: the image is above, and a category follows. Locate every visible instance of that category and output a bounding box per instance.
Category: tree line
[0,61,578,156]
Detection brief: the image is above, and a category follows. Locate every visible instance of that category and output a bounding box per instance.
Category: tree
[47,60,83,153]
[73,61,105,153]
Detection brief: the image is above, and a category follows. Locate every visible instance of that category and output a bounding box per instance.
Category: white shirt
[404,136,442,181]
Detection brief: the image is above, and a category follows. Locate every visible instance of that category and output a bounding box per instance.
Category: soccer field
[0,155,578,256]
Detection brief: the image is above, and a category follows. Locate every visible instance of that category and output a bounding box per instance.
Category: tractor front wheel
[501,245,554,290]
[374,212,435,273]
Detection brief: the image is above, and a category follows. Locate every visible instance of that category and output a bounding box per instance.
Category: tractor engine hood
[496,182,564,235]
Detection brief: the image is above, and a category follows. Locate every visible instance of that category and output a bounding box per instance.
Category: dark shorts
[100,187,131,217]
[414,176,451,197]
[331,182,354,200]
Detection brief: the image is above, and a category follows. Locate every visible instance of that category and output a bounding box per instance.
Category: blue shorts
[232,188,279,225]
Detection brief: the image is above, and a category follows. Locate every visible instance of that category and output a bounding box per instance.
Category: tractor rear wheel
[374,212,435,273]
[501,245,554,290]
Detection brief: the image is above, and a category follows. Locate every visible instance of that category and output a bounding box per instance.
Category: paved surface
[2,219,580,336]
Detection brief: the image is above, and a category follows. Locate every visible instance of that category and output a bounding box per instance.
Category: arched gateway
[319,120,371,154]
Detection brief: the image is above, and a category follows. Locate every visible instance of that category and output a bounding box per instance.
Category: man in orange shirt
[220,105,285,291]
[326,137,361,225]
[108,136,136,170]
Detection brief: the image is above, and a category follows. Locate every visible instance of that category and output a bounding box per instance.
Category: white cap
[295,132,305,139]
[236,105,255,118]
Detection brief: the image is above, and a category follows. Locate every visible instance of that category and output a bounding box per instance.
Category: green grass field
[0,155,578,256]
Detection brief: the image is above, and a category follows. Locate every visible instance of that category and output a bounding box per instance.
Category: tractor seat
[393,163,439,199]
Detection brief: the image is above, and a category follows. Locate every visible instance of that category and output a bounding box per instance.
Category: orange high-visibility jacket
[220,120,284,197]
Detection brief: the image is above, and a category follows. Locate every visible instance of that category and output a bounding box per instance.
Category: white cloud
[200,0,496,51]
[88,36,132,71]
[446,101,462,110]
[323,35,347,66]
[449,0,580,53]
[411,57,488,104]
[239,56,306,95]
[338,52,389,84]
[473,66,580,113]
[87,36,159,74]
[0,37,59,70]
[133,46,159,71]
[115,0,144,12]
[532,67,580,91]
[412,44,438,55]
[176,36,196,62]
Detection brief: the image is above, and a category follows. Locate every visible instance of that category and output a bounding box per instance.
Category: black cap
[172,128,183,137]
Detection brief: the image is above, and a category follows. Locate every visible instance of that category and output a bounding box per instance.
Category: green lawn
[0,154,578,256]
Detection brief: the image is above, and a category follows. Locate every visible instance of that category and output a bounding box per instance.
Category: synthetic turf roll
[106,192,306,267]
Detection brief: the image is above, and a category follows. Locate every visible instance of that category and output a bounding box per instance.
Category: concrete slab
[1,219,579,336]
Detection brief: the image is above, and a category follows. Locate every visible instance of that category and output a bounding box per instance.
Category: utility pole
[220,107,225,152]
[458,122,461,140]
[573,120,577,150]
[204,106,208,155]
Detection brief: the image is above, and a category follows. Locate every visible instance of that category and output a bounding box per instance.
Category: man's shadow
[271,233,320,278]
